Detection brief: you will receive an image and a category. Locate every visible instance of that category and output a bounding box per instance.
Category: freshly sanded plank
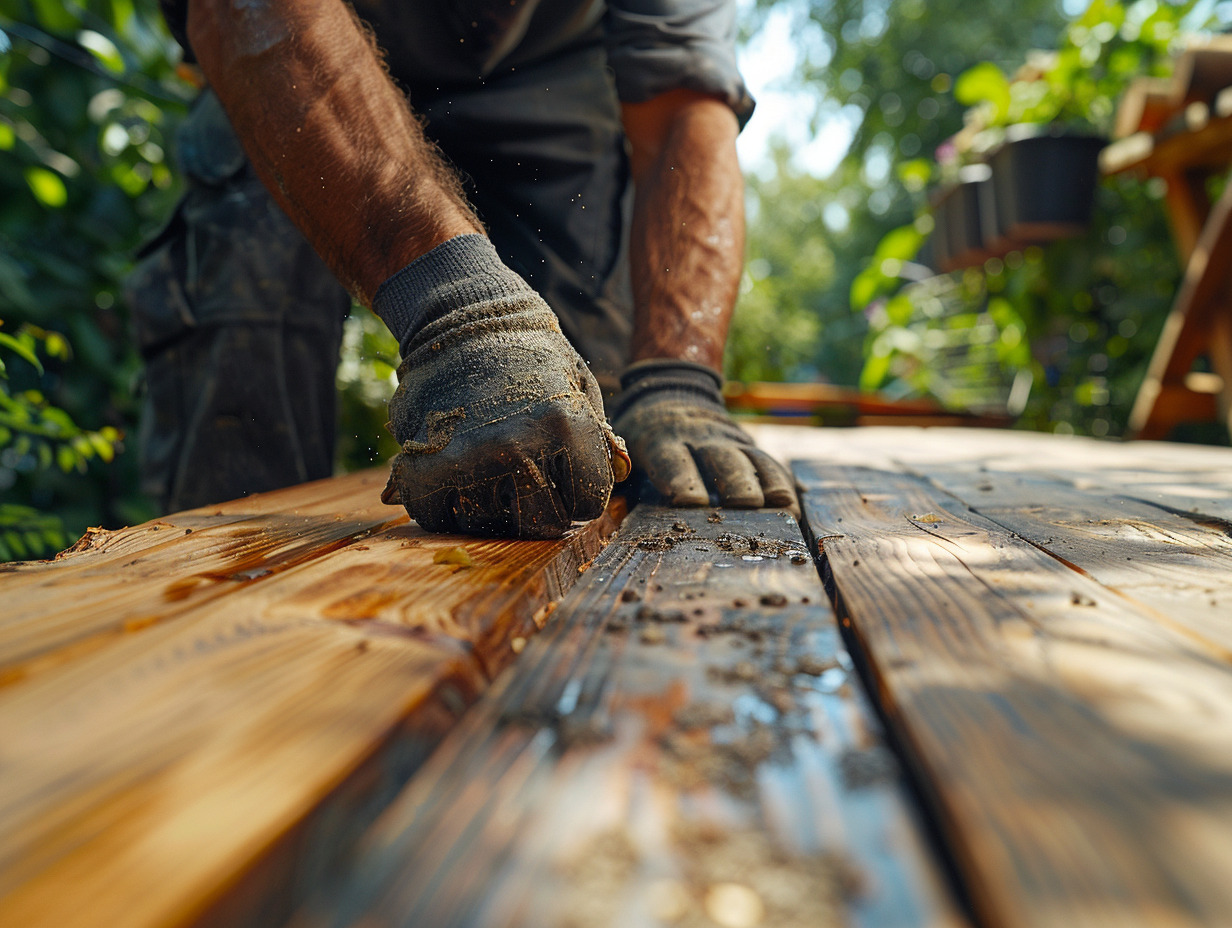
[0,469,403,683]
[293,506,967,928]
[796,459,1232,928]
[0,474,619,928]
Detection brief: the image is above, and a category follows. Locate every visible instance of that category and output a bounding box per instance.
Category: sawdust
[838,747,898,789]
[640,626,667,645]
[627,524,809,563]
[658,721,778,798]
[432,545,473,567]
[555,824,849,928]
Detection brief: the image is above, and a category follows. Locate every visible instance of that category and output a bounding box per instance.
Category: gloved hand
[610,359,797,510]
[374,235,630,539]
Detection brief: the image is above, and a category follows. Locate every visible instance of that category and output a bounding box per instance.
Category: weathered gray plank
[747,425,1232,523]
[796,459,1232,928]
[295,506,966,928]
[904,463,1232,656]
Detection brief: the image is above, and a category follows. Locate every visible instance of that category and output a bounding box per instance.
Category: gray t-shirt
[164,0,754,125]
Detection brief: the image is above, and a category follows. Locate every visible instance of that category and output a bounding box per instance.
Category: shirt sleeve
[602,0,755,128]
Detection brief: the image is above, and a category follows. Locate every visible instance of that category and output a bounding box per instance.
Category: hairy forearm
[186,0,481,303]
[624,93,744,370]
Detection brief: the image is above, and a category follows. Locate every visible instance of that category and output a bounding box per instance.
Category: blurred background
[0,0,1227,560]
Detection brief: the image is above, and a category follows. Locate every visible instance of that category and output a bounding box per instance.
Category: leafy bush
[852,0,1205,438]
[0,0,192,558]
[0,320,121,558]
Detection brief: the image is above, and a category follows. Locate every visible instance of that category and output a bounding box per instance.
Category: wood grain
[0,471,619,928]
[748,425,1232,522]
[293,506,966,928]
[903,463,1232,656]
[0,470,403,683]
[795,455,1232,928]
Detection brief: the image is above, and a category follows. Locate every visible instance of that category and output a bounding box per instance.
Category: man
[127,0,796,538]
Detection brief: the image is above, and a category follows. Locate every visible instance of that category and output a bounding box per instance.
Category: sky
[732,0,1130,179]
[734,2,855,179]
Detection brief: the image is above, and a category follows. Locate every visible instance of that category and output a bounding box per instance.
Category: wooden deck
[4,426,1232,927]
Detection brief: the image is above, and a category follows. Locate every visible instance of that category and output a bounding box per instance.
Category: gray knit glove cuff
[611,359,726,418]
[372,234,533,353]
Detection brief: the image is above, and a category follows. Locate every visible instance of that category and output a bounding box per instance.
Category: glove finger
[404,484,465,535]
[385,452,459,532]
[493,459,574,538]
[545,445,613,523]
[642,439,709,507]
[743,447,799,511]
[693,442,764,508]
[535,405,615,522]
[439,454,569,539]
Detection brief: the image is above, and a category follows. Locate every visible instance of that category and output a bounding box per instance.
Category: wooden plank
[725,382,952,416]
[0,476,620,928]
[1169,37,1232,107]
[1101,111,1232,177]
[294,506,967,928]
[1129,170,1232,439]
[0,470,403,684]
[900,463,1232,656]
[795,458,1232,928]
[1113,76,1179,139]
[1159,167,1210,262]
[747,425,1232,523]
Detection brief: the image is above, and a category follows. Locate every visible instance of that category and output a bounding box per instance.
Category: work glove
[374,235,630,539]
[610,359,797,511]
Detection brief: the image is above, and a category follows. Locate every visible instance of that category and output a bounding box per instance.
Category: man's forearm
[622,91,745,370]
[186,0,481,303]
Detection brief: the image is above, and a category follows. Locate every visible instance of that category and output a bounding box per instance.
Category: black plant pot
[927,189,953,273]
[934,165,994,272]
[987,127,1106,244]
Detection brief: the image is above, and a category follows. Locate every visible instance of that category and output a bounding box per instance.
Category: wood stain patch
[0,472,621,928]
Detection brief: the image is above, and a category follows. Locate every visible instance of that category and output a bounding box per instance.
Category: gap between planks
[0,471,620,928]
[291,505,967,928]
[793,445,1232,928]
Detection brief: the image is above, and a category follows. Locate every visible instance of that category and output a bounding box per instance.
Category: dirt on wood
[556,823,851,928]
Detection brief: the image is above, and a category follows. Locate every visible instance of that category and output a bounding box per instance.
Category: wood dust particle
[433,546,473,567]
[705,882,765,928]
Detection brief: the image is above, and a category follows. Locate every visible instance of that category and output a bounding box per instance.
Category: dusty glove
[374,235,629,539]
[610,359,797,510]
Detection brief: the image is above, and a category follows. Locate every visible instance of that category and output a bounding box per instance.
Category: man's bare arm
[186,0,481,303]
[184,0,628,538]
[621,88,744,368]
[613,90,796,510]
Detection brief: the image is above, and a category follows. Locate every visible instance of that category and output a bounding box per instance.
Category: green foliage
[335,306,402,471]
[0,503,67,560]
[849,0,1214,438]
[0,0,192,557]
[860,177,1178,436]
[951,0,1196,144]
[0,320,121,559]
[738,0,1073,389]
[727,146,831,382]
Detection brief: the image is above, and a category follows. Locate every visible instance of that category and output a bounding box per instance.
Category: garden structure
[2,424,1232,928]
[1102,36,1232,441]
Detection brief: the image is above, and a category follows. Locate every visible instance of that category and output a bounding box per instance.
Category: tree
[853,0,1209,438]
[730,0,1075,385]
[0,0,191,555]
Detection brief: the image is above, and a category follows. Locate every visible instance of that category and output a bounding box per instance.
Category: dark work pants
[126,37,634,513]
